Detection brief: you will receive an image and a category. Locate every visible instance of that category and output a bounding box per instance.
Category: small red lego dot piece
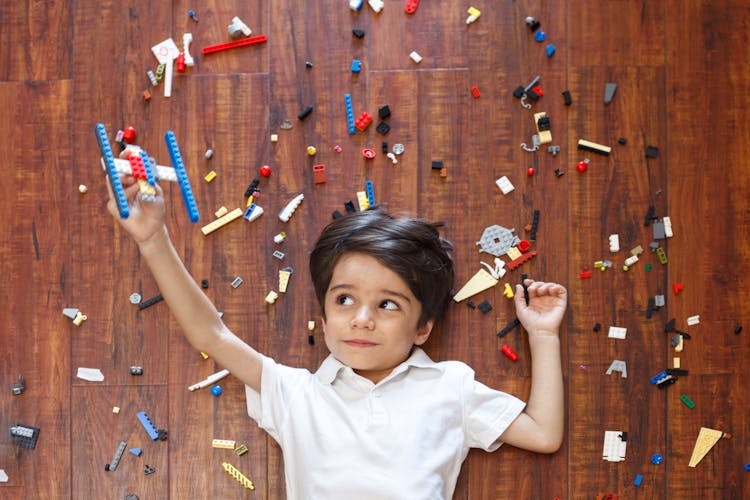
[531,85,544,97]
[176,53,186,73]
[122,126,136,144]
[404,0,419,14]
[362,148,376,159]
[576,159,589,173]
[527,167,535,176]
[259,165,271,177]
[470,85,481,98]
[579,266,592,279]
[672,283,684,295]
[518,240,531,253]
[501,345,518,361]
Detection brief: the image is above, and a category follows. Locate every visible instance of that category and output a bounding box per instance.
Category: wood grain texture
[2,0,749,498]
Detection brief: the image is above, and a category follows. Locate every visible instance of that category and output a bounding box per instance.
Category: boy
[107,175,567,499]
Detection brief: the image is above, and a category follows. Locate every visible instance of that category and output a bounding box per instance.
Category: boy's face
[321,252,433,384]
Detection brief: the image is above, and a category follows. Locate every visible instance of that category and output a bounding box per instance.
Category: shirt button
[372,391,381,398]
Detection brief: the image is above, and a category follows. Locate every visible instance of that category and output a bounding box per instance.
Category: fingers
[520,280,568,300]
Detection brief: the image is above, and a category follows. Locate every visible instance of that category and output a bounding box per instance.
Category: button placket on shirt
[368,388,389,426]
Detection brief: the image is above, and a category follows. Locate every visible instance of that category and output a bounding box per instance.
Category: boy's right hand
[105,173,166,247]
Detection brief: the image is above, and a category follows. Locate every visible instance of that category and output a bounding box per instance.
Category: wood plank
[0,80,72,499]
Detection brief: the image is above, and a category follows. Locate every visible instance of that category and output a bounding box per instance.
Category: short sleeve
[245,355,313,443]
[461,368,526,452]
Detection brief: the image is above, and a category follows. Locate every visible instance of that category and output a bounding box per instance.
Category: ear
[413,320,434,346]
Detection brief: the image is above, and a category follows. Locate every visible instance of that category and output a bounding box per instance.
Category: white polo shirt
[245,348,525,500]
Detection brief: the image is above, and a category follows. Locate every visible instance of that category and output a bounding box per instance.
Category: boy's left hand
[514,279,568,337]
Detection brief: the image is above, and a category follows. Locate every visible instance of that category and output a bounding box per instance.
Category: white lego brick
[686,315,700,326]
[495,176,515,194]
[609,234,620,252]
[608,326,627,339]
[603,431,628,462]
[605,360,627,378]
[409,51,423,63]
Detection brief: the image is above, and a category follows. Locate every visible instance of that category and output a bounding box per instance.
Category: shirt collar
[314,347,444,385]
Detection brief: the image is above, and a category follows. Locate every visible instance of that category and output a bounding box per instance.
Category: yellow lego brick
[506,247,522,261]
[356,191,369,211]
[503,283,514,299]
[689,428,726,467]
[201,208,243,235]
[204,170,217,183]
[307,320,315,331]
[265,291,279,304]
[278,270,292,293]
[214,206,228,218]
[222,462,255,490]
[234,444,249,456]
[534,112,552,144]
[212,439,236,449]
[453,269,499,302]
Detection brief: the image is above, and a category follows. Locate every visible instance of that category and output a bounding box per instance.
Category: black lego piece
[618,137,627,145]
[344,201,357,214]
[513,86,526,99]
[646,297,655,318]
[376,122,390,136]
[529,210,540,241]
[466,300,476,309]
[382,141,388,153]
[477,300,493,314]
[297,105,314,121]
[664,318,676,333]
[352,29,365,39]
[645,145,659,158]
[201,279,209,289]
[431,161,444,170]
[644,205,656,226]
[378,105,391,119]
[244,177,260,198]
[138,294,164,310]
[308,334,315,346]
[593,323,602,332]
[562,90,572,106]
[332,210,343,219]
[497,318,521,338]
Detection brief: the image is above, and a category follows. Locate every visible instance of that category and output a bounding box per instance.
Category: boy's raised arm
[106,176,263,393]
[499,279,567,454]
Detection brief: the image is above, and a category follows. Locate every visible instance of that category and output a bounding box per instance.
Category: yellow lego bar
[201,208,243,235]
[222,462,255,490]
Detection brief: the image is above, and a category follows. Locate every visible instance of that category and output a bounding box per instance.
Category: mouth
[344,339,377,348]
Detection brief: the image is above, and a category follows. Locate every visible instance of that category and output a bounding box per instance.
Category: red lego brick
[354,111,373,131]
[313,164,327,184]
[128,154,147,180]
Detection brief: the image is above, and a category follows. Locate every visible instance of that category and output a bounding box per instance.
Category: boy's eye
[380,300,399,311]
[336,295,353,305]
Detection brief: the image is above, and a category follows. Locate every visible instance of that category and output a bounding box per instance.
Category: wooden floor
[1,0,749,498]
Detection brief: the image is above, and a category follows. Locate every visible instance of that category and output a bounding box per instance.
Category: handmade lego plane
[94,123,200,222]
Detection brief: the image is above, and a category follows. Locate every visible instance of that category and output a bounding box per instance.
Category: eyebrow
[328,283,412,304]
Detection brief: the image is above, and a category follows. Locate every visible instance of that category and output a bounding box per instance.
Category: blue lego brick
[650,370,668,385]
[345,94,355,135]
[139,150,156,186]
[365,180,376,207]
[164,131,200,223]
[351,59,362,73]
[137,411,159,441]
[95,123,130,219]
[634,473,643,486]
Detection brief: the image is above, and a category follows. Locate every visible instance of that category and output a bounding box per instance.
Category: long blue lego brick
[365,180,376,207]
[164,131,200,223]
[345,94,355,135]
[95,123,130,218]
[137,411,159,441]
[139,150,157,186]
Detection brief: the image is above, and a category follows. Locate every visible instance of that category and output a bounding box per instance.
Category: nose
[351,305,375,330]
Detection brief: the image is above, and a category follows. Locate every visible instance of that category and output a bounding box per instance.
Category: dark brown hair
[309,209,454,328]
